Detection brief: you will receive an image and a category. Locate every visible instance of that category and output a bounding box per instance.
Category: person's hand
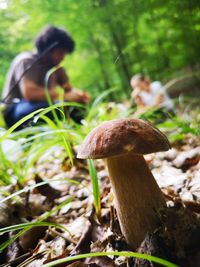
[73,89,90,103]
[64,89,90,104]
[80,91,90,104]
[49,89,59,100]
[154,94,164,106]
[131,87,141,99]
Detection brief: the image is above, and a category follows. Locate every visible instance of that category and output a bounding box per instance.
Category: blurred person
[130,74,173,112]
[2,25,90,128]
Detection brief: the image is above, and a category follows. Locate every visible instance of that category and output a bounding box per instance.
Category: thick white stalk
[105,152,166,249]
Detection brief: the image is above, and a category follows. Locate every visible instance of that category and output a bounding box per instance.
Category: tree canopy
[0,0,199,100]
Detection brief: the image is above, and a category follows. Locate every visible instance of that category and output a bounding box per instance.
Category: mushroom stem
[105,152,166,249]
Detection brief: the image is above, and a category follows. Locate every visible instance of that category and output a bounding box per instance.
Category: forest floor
[0,107,199,267]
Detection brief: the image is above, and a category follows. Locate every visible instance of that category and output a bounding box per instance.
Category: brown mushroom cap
[77,118,171,159]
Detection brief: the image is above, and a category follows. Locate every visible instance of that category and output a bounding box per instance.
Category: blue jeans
[4,100,84,129]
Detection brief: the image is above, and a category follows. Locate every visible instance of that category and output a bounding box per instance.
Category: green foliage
[0,93,198,186]
[0,3,199,260]
[0,0,200,98]
[157,111,200,142]
[0,105,78,184]
[0,89,198,262]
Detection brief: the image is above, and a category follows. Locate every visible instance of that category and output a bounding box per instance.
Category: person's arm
[61,81,73,92]
[151,81,165,107]
[20,77,58,101]
[61,81,90,104]
[56,67,90,103]
[154,93,164,106]
[134,95,145,108]
[131,88,145,108]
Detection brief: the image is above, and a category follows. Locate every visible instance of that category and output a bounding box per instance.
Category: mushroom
[77,118,170,249]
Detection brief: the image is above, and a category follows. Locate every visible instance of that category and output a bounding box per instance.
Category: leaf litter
[0,132,199,267]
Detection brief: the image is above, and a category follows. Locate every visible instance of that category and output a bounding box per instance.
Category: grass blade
[87,159,101,218]
[0,221,67,234]
[0,178,82,204]
[0,109,44,141]
[42,251,178,267]
[0,197,73,251]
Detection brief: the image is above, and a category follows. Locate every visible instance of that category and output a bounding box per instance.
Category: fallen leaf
[35,175,62,201]
[173,147,200,169]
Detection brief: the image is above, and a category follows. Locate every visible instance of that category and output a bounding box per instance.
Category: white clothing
[139,81,173,110]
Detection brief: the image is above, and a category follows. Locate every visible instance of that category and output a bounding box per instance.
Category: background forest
[0,1,200,266]
[0,0,200,101]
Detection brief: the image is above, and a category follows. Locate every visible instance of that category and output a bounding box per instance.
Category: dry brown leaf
[173,147,200,169]
[35,175,62,201]
[85,256,116,267]
[68,262,100,267]
[19,226,47,252]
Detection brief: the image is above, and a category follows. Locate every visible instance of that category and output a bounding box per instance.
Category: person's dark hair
[35,25,75,54]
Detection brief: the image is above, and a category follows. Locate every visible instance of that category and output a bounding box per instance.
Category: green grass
[0,177,84,204]
[0,196,74,252]
[0,221,67,235]
[0,86,199,266]
[87,159,101,219]
[42,251,178,267]
[157,108,200,142]
[0,104,81,184]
